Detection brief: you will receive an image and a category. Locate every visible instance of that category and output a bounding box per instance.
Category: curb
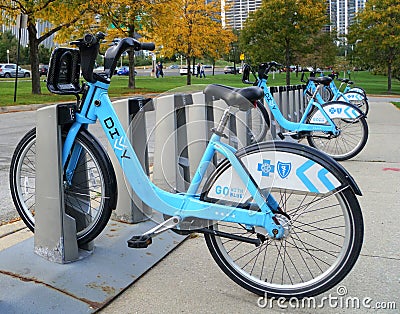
[0,94,162,115]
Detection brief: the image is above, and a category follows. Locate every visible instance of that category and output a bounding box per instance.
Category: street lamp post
[7,50,9,63]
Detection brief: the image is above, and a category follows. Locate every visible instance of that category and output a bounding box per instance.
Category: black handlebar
[242,61,283,84]
[103,38,155,79]
[71,32,155,84]
[140,42,156,51]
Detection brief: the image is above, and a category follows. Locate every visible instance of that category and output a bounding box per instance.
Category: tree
[0,0,91,94]
[239,0,327,85]
[91,0,152,89]
[298,31,337,72]
[0,31,19,63]
[348,0,400,92]
[150,0,236,85]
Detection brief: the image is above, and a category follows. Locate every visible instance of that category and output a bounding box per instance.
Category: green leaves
[349,0,400,91]
[239,0,327,84]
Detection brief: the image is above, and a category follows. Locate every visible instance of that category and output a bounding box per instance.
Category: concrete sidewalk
[0,98,399,313]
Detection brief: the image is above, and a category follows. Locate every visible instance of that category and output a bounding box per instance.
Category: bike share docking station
[34,103,93,263]
[0,98,186,312]
[0,89,284,312]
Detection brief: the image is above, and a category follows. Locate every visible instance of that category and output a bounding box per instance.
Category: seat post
[312,84,322,100]
[215,107,232,135]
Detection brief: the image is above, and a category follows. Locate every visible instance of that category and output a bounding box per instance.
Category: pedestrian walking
[200,63,206,78]
[156,62,164,78]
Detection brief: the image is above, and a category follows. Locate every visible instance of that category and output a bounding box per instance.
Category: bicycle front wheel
[342,91,369,116]
[249,100,270,143]
[202,143,363,298]
[307,102,368,161]
[9,128,117,245]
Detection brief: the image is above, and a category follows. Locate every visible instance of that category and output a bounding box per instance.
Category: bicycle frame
[258,79,340,135]
[61,80,285,239]
[307,77,364,104]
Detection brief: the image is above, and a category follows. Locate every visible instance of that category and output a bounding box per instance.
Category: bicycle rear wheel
[202,143,364,298]
[9,128,117,245]
[306,102,368,161]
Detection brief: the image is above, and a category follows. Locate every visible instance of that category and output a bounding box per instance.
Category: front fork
[61,120,90,185]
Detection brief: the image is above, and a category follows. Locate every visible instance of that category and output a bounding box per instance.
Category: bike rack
[152,92,262,194]
[153,93,193,193]
[34,103,92,263]
[268,85,307,138]
[109,97,153,223]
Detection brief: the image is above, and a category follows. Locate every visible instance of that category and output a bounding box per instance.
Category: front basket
[47,47,82,95]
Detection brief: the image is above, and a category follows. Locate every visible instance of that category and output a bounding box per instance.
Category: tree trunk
[186,56,191,85]
[285,44,291,85]
[128,48,135,89]
[286,68,291,86]
[27,21,41,94]
[128,26,136,89]
[212,60,215,76]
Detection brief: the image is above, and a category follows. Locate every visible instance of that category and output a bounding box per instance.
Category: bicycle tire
[305,86,334,103]
[250,100,270,143]
[342,90,369,116]
[9,127,117,245]
[201,142,363,298]
[306,102,368,161]
[348,86,367,97]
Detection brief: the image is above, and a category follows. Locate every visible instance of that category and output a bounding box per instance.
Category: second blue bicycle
[243,62,369,161]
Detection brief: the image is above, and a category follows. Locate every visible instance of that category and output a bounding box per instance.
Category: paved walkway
[0,97,399,313]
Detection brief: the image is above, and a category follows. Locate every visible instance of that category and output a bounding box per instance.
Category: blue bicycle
[10,33,364,299]
[302,72,369,115]
[243,62,369,161]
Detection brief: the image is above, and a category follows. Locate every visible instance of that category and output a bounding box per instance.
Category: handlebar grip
[140,42,155,51]
[83,33,97,46]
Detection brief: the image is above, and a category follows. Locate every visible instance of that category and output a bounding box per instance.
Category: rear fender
[201,141,361,205]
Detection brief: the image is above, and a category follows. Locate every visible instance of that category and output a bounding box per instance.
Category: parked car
[223,66,239,74]
[117,66,137,76]
[93,66,105,73]
[0,63,31,78]
[179,67,198,75]
[39,64,48,77]
[94,66,119,75]
[168,64,179,69]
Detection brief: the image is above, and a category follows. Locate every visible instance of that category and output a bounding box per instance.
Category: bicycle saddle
[309,76,332,86]
[204,84,263,111]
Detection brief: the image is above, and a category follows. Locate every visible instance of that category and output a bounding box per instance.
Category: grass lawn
[1,70,399,107]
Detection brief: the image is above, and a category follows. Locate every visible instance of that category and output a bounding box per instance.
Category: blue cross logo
[329,107,342,114]
[257,159,275,177]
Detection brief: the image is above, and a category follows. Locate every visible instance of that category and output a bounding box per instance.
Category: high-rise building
[222,0,263,29]
[327,0,367,36]
[222,0,367,35]
[1,21,55,48]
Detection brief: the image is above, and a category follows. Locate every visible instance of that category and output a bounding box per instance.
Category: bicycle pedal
[277,132,285,140]
[127,235,152,249]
